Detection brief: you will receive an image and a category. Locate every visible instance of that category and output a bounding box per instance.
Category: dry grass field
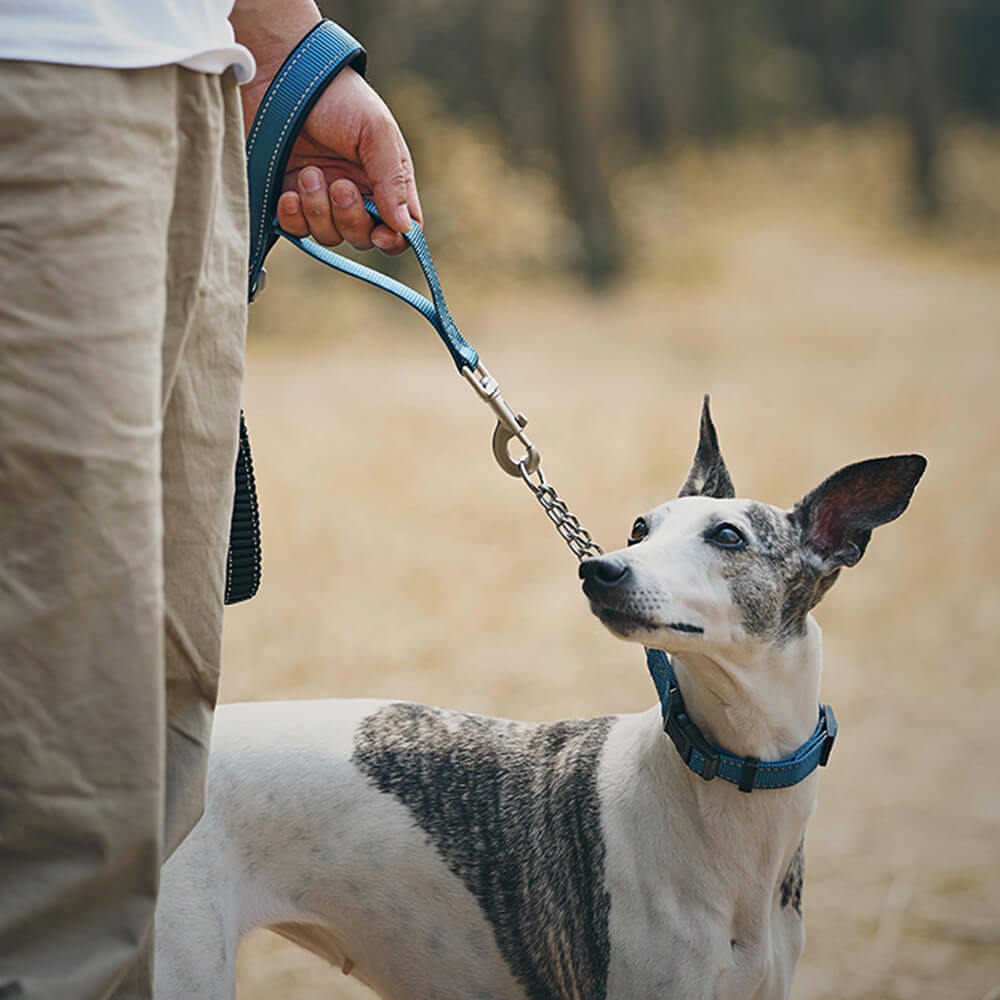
[223,128,1000,1000]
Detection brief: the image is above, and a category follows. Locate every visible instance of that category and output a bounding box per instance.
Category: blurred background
[227,1,1000,997]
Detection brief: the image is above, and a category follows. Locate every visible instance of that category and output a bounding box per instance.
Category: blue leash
[245,19,476,373]
[280,203,478,372]
[246,19,838,792]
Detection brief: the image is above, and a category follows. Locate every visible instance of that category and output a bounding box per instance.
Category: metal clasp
[461,363,541,477]
[249,267,268,304]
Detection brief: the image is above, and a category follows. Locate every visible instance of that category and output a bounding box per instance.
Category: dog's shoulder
[352,701,617,1000]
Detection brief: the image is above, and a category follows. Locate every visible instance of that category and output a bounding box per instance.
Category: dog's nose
[579,556,630,589]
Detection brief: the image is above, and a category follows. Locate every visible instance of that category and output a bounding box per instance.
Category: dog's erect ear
[678,396,736,499]
[793,455,926,573]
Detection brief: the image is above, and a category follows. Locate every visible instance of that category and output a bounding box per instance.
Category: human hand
[236,0,422,255]
[270,66,422,255]
[234,0,422,254]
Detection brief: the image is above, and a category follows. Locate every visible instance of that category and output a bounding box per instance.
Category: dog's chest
[597,713,807,1000]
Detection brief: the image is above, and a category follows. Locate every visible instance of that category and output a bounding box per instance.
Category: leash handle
[245,19,477,371]
[246,19,367,302]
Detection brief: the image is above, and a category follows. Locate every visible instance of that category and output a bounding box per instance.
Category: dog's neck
[613,627,824,995]
[663,616,824,762]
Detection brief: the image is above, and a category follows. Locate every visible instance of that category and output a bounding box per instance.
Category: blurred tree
[312,0,999,277]
[616,0,672,149]
[897,0,947,216]
[953,0,1000,121]
[544,0,622,285]
[690,0,741,140]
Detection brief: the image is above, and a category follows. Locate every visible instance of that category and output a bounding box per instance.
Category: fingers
[277,169,410,254]
[328,179,373,251]
[276,191,310,238]
[360,113,422,236]
[296,167,342,246]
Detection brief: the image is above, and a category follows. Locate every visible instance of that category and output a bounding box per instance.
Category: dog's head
[581,397,926,656]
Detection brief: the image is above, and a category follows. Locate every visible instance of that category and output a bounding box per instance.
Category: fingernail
[279,192,300,214]
[372,232,395,251]
[332,182,355,209]
[395,206,412,233]
[300,168,322,192]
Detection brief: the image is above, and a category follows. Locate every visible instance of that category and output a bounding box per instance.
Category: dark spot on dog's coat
[725,504,830,643]
[780,840,805,915]
[353,703,613,1000]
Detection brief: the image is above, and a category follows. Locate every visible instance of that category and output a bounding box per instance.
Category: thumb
[360,116,421,234]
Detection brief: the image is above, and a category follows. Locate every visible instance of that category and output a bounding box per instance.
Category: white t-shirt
[0,1,256,82]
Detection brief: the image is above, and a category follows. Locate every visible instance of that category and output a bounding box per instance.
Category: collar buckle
[818,704,838,766]
[663,684,720,781]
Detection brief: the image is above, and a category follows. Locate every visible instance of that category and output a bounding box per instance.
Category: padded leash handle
[246,19,367,302]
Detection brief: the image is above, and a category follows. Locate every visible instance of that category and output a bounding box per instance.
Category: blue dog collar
[645,648,837,792]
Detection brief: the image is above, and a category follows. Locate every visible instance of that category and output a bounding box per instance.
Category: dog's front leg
[155,814,238,1000]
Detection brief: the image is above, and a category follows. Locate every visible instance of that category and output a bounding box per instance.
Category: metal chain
[519,464,604,562]
[462,361,604,563]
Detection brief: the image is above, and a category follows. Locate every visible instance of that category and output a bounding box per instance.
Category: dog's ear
[678,396,736,499]
[793,455,926,573]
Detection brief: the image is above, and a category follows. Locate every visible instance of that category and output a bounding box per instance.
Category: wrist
[231,0,322,89]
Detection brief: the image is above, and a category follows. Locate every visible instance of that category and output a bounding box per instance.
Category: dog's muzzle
[579,556,630,600]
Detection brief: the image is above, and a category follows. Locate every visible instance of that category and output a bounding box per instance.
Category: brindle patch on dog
[353,703,613,1000]
[780,840,805,915]
[722,503,828,644]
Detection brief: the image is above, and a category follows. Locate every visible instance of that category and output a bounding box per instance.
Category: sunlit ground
[224,126,1000,1000]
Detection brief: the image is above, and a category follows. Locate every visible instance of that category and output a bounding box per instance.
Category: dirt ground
[223,134,1000,1000]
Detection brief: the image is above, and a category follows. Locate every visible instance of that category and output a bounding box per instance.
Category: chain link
[519,464,604,562]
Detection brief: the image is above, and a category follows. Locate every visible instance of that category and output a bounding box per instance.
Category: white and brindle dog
[156,399,925,1000]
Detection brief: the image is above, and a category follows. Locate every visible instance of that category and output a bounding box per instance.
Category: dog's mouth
[592,605,704,638]
[666,621,704,634]
[594,607,655,636]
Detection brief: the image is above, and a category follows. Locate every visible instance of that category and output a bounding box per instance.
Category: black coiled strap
[225,411,262,605]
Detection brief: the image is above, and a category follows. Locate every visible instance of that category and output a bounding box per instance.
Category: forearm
[231,0,322,115]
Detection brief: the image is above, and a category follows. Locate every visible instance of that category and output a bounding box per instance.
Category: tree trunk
[546,0,623,287]
[898,0,946,217]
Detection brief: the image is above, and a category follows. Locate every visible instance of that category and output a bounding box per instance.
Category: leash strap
[646,648,837,791]
[282,202,478,371]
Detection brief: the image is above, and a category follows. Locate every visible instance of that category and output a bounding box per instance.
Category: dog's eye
[709,523,746,549]
[628,517,648,545]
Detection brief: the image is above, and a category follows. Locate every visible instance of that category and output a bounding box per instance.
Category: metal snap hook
[492,414,541,477]
[461,363,542,479]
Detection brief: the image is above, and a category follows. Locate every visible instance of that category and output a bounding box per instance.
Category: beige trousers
[0,62,248,998]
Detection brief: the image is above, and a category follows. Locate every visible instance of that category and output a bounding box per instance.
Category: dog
[155,398,925,1000]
